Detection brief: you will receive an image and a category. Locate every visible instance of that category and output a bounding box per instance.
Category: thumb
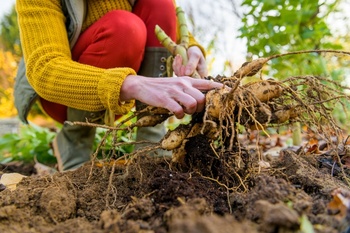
[185,55,199,76]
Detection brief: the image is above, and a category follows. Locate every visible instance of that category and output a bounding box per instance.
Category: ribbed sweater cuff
[98,68,136,114]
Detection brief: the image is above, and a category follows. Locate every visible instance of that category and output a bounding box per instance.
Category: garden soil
[0,135,349,233]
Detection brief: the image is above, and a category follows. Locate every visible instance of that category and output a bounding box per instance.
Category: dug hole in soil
[1,132,349,233]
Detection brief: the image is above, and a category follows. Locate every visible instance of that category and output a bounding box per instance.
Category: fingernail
[185,68,192,76]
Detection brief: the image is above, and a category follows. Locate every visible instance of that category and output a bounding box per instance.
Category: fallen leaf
[328,188,350,219]
[0,173,26,191]
[305,144,319,154]
[342,156,350,168]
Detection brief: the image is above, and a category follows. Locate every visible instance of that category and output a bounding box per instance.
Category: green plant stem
[292,122,302,146]
[155,6,201,78]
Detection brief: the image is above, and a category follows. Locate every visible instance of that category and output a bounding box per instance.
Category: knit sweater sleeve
[16,0,135,114]
[188,33,206,57]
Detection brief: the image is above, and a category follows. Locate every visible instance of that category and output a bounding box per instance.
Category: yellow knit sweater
[16,0,202,115]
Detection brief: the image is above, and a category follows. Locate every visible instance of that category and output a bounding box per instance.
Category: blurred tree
[238,0,343,77]
[0,49,17,117]
[0,5,21,57]
[238,0,350,135]
[0,5,46,120]
[0,5,20,118]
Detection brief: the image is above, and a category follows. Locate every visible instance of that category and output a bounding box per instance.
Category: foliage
[239,0,342,77]
[238,0,350,130]
[0,118,136,165]
[0,124,56,164]
[0,49,18,117]
[0,5,52,119]
[94,126,136,159]
[240,0,337,52]
[0,5,21,56]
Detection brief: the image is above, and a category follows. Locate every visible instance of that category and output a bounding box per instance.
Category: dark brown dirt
[0,135,349,233]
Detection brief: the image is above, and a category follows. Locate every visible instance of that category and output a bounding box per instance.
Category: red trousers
[41,0,176,124]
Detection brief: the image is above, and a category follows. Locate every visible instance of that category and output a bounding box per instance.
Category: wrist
[120,75,141,102]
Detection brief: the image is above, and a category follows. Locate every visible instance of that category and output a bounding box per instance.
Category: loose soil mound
[0,143,349,233]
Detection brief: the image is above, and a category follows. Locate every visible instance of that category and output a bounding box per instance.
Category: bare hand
[120,75,222,119]
[172,46,208,78]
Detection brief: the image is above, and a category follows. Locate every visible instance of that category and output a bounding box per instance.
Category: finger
[182,87,206,113]
[164,99,186,119]
[197,58,208,78]
[173,55,184,76]
[175,94,199,115]
[190,79,224,91]
[185,54,200,76]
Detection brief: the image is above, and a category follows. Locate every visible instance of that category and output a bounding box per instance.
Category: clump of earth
[0,137,349,233]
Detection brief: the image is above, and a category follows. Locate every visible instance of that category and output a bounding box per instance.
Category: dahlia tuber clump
[67,7,350,177]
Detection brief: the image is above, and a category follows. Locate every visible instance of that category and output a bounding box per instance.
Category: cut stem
[155,6,200,78]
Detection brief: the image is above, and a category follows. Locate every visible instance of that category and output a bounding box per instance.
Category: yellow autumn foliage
[0,49,18,118]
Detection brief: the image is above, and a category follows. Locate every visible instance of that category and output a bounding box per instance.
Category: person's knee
[104,10,147,45]
[141,0,174,10]
[133,0,176,46]
[137,0,175,16]
[102,10,147,69]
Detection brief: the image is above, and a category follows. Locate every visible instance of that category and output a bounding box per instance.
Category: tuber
[133,114,171,128]
[205,87,231,119]
[205,80,282,120]
[142,106,170,115]
[171,139,188,164]
[244,80,283,102]
[234,58,269,78]
[161,124,192,150]
[270,106,300,124]
[187,122,219,140]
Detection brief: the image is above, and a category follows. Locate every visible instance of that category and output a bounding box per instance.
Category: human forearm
[16,0,135,114]
[120,75,223,119]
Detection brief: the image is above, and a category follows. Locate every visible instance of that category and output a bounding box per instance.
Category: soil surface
[1,134,350,233]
